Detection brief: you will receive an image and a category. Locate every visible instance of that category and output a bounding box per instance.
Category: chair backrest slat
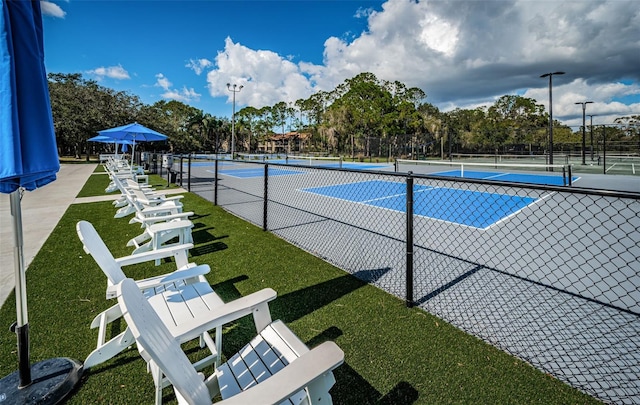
[76,220,127,285]
[118,278,212,404]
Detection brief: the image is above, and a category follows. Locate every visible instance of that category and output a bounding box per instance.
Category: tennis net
[395,159,572,186]
[285,155,343,168]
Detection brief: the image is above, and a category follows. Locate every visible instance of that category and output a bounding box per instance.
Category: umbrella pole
[130,139,136,174]
[0,191,83,404]
[10,190,31,387]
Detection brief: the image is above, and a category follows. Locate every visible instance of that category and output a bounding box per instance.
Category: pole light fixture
[587,114,597,161]
[226,83,243,159]
[540,72,565,167]
[575,101,594,165]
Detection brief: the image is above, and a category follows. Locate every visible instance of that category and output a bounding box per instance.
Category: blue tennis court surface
[184,161,235,167]
[271,159,391,171]
[302,180,538,229]
[432,169,578,186]
[213,167,303,178]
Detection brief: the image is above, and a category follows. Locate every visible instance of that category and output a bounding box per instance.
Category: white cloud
[86,65,130,80]
[206,37,314,108]
[40,1,66,18]
[202,0,639,124]
[155,73,172,90]
[524,79,640,126]
[186,58,213,75]
[155,73,201,103]
[354,6,375,19]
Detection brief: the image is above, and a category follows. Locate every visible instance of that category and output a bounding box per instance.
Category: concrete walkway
[1,164,97,307]
[0,164,185,307]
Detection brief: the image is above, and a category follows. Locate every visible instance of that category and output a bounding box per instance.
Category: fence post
[263,164,269,231]
[187,154,191,192]
[179,156,184,187]
[214,158,219,205]
[602,126,607,175]
[406,171,414,307]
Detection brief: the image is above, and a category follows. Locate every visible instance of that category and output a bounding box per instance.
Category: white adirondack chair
[104,157,147,193]
[77,221,277,404]
[126,217,195,265]
[116,277,345,405]
[106,176,193,263]
[111,178,156,208]
[112,175,183,219]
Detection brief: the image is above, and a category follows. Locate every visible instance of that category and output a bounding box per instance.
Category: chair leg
[84,327,136,369]
[127,230,151,248]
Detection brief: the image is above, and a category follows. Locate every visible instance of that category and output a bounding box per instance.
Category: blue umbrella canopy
[0,0,59,193]
[0,1,81,401]
[98,122,168,142]
[98,122,167,169]
[87,135,133,145]
[88,135,133,157]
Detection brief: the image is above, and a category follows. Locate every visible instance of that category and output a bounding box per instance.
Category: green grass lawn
[0,172,600,404]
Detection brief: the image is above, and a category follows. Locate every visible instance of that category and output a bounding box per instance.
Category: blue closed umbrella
[0,0,82,402]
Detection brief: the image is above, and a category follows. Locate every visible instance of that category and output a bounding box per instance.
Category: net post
[405,171,414,308]
[339,156,343,168]
[567,165,573,186]
[460,163,464,178]
[263,163,269,231]
[394,159,398,172]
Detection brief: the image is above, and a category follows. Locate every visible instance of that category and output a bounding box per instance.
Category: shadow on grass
[213,268,391,325]
[191,224,228,246]
[300,327,420,404]
[189,241,227,257]
[301,327,420,404]
[334,363,419,404]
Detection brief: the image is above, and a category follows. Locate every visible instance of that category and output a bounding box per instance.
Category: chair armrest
[140,204,183,215]
[134,264,210,290]
[131,211,193,226]
[217,341,344,405]
[115,243,194,266]
[170,288,278,342]
[156,195,184,202]
[106,263,208,299]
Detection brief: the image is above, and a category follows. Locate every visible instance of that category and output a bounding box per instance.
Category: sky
[41,0,640,128]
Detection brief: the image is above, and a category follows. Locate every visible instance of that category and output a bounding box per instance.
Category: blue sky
[41,0,640,128]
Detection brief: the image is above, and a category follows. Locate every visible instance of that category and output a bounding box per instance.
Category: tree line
[48,72,639,160]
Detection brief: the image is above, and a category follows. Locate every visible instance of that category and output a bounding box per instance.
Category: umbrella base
[0,357,83,404]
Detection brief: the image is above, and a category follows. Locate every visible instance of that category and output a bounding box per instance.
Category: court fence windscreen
[176,156,639,405]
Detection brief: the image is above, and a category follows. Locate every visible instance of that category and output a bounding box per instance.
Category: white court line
[482,172,510,180]
[360,185,434,204]
[487,191,555,230]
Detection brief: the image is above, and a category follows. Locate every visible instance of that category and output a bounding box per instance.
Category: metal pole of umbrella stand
[0,192,83,404]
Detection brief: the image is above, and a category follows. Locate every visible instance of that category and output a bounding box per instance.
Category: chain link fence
[182,156,639,405]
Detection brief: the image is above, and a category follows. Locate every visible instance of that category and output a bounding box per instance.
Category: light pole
[575,101,593,165]
[587,114,596,161]
[226,83,243,159]
[540,72,565,167]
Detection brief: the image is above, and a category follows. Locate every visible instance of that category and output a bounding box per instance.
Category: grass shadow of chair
[218,268,391,355]
[189,241,227,257]
[334,363,420,405]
